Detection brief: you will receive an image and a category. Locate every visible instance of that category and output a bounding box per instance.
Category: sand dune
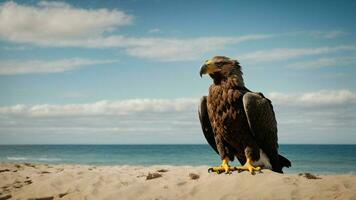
[0,163,355,200]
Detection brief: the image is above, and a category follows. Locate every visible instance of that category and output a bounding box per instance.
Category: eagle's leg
[234,147,261,175]
[208,157,236,174]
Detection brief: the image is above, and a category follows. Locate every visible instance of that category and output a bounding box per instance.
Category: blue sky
[0,0,355,144]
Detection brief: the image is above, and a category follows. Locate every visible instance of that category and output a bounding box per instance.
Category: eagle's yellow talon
[208,157,236,174]
[235,159,261,175]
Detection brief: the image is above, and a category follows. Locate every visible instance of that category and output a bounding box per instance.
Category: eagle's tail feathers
[269,153,291,174]
[279,154,291,168]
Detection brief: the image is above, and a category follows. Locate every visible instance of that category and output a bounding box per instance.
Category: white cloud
[0,2,273,61]
[310,30,348,39]
[287,56,356,69]
[148,28,161,33]
[2,31,271,62]
[0,98,198,117]
[1,90,354,117]
[36,1,72,8]
[14,34,270,61]
[0,58,118,75]
[0,2,352,64]
[239,45,356,62]
[2,45,30,51]
[124,36,267,61]
[288,30,349,39]
[267,90,356,107]
[0,1,133,44]
[94,34,272,61]
[268,90,356,143]
[0,98,201,144]
[0,90,355,144]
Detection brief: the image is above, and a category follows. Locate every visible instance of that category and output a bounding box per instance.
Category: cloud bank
[0,98,198,117]
[268,90,356,106]
[1,90,355,117]
[0,90,355,144]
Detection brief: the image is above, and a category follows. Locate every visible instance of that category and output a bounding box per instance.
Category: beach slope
[0,163,355,200]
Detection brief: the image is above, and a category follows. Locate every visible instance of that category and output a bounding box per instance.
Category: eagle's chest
[207,85,245,131]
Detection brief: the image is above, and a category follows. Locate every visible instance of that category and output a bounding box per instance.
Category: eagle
[198,56,291,174]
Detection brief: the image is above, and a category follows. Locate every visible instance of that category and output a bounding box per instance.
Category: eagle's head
[199,56,244,85]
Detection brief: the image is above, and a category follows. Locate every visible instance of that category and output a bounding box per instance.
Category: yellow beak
[199,60,220,77]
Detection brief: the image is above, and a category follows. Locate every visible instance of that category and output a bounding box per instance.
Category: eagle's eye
[215,61,228,68]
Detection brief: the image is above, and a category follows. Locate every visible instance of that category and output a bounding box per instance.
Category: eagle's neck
[212,73,245,88]
[231,74,245,87]
[210,65,245,87]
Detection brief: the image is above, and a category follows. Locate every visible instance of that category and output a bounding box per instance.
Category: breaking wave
[6,156,62,161]
[6,156,27,161]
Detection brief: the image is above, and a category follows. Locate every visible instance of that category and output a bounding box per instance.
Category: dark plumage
[198,56,291,174]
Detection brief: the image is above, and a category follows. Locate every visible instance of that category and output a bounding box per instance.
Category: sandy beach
[0,163,355,200]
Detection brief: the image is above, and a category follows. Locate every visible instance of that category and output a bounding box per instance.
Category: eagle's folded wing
[198,96,219,154]
[242,92,278,153]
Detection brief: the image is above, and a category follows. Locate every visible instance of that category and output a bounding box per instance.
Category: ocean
[0,145,355,174]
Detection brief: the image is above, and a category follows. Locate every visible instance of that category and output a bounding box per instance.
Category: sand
[1,163,355,200]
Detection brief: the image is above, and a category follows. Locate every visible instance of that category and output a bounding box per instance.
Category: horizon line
[0,143,355,145]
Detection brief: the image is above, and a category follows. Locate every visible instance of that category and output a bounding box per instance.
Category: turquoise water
[0,145,355,174]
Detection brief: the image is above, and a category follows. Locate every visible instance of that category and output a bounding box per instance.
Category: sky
[0,0,355,144]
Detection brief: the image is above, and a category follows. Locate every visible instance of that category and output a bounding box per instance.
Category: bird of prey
[199,56,291,174]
